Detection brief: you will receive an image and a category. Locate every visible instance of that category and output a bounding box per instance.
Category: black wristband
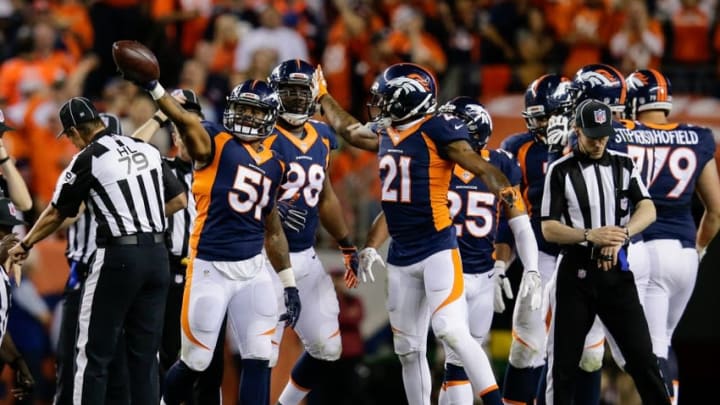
[152,115,167,127]
[0,156,10,165]
[19,241,32,252]
[337,237,353,249]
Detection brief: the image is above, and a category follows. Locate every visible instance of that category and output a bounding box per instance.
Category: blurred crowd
[1,0,720,235]
[0,1,717,402]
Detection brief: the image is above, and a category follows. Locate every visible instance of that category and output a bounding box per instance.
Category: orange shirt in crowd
[562,5,611,78]
[322,15,385,111]
[672,6,711,63]
[51,1,95,61]
[24,95,74,207]
[0,52,74,107]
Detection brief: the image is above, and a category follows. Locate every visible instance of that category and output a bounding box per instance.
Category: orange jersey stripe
[189,133,233,252]
[517,140,534,216]
[433,249,465,315]
[479,384,500,397]
[421,132,453,231]
[181,256,210,350]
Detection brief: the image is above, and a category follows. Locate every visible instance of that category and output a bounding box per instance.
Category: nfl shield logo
[593,109,607,124]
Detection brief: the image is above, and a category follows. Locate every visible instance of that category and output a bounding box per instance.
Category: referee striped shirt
[66,206,97,264]
[540,149,650,246]
[164,157,194,258]
[0,267,10,343]
[52,130,168,239]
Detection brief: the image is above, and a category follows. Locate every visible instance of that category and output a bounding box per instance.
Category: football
[112,40,160,84]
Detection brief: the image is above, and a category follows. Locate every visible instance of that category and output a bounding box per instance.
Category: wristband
[0,156,10,165]
[277,268,296,288]
[152,115,166,127]
[338,237,353,249]
[149,82,166,100]
[20,241,32,252]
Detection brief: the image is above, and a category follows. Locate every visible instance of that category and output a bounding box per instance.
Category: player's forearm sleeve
[509,214,539,271]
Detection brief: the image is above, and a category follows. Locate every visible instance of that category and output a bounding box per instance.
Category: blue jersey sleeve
[425,114,471,160]
[312,120,339,150]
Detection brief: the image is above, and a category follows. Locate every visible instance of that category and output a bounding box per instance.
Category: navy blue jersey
[263,120,338,252]
[501,131,559,255]
[191,121,285,261]
[378,114,470,266]
[620,122,715,247]
[450,149,521,274]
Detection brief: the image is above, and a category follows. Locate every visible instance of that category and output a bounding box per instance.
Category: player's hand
[339,245,360,288]
[276,200,308,233]
[598,244,622,271]
[358,247,383,283]
[546,114,571,151]
[10,357,34,400]
[493,260,513,313]
[280,287,301,329]
[313,65,328,100]
[518,270,542,311]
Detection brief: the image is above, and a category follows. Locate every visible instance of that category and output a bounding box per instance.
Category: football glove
[339,244,360,288]
[277,200,308,233]
[313,65,328,100]
[358,247,383,283]
[279,287,301,329]
[494,260,513,313]
[546,114,571,152]
[518,270,542,311]
[10,357,34,401]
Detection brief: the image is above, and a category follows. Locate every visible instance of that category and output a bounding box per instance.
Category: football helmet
[268,59,317,126]
[367,63,437,123]
[625,68,672,120]
[439,96,492,150]
[572,64,627,115]
[522,74,574,141]
[223,80,279,141]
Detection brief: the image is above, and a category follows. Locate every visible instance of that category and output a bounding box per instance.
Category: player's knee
[306,335,342,361]
[509,339,541,368]
[397,350,424,368]
[181,349,213,372]
[393,333,425,357]
[432,317,468,349]
[579,345,604,372]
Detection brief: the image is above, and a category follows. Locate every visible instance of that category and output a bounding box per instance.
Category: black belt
[562,245,603,261]
[97,233,166,247]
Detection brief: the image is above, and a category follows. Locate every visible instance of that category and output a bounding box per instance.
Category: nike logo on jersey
[454,124,464,130]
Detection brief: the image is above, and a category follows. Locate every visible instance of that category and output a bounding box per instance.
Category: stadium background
[0,0,718,404]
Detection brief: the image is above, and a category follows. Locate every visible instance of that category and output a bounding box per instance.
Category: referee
[540,99,669,404]
[8,97,184,404]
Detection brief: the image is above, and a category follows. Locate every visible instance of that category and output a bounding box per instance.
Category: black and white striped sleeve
[162,161,184,202]
[541,161,567,222]
[51,151,93,218]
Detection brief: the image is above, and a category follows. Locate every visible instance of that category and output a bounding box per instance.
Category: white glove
[518,270,542,311]
[546,114,571,150]
[493,260,513,313]
[358,247,384,283]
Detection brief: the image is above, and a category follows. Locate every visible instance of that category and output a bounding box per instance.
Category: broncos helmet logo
[387,76,430,94]
[627,72,649,91]
[466,104,493,131]
[579,69,621,88]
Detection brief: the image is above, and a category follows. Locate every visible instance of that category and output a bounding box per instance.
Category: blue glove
[277,200,308,233]
[280,287,301,328]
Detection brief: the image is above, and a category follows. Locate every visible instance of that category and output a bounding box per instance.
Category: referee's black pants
[55,260,130,404]
[549,246,670,405]
[160,255,225,404]
[75,237,169,405]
